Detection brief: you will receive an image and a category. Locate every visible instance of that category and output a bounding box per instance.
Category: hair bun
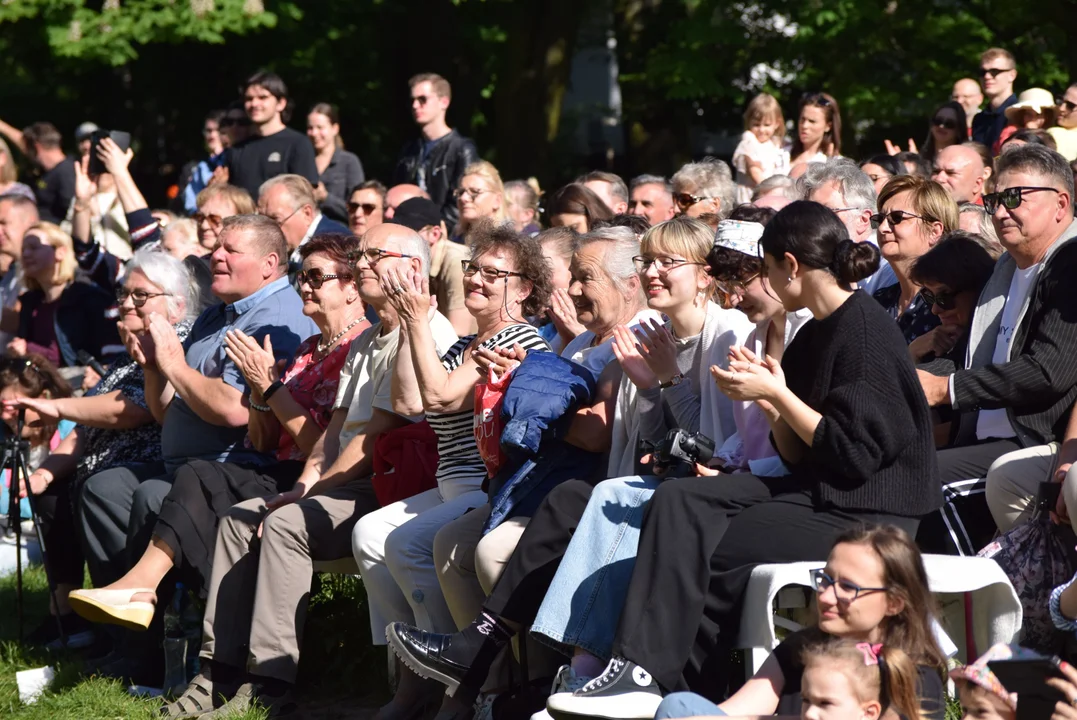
[832,239,880,285]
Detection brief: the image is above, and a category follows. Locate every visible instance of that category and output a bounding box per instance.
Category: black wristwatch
[262,379,285,402]
[659,373,686,389]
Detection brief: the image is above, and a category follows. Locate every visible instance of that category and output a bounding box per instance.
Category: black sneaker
[386,622,473,697]
[545,657,663,720]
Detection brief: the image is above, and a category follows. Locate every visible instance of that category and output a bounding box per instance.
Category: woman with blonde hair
[453,160,506,241]
[0,136,34,200]
[7,222,121,366]
[872,175,960,345]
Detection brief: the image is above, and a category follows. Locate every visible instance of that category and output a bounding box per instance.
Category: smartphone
[988,656,1067,720]
[88,130,132,175]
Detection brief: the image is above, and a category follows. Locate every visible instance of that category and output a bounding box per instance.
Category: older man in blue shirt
[76,215,315,634]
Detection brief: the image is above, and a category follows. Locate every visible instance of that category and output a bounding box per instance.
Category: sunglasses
[673,192,715,210]
[919,288,960,311]
[802,92,832,107]
[412,95,430,106]
[870,210,924,227]
[296,268,352,290]
[932,116,958,130]
[460,260,523,281]
[117,287,169,307]
[454,187,491,201]
[979,66,1012,78]
[193,212,224,228]
[347,202,379,215]
[1058,99,1077,112]
[982,186,1060,214]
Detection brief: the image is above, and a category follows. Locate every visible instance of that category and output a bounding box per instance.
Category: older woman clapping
[67,234,370,632]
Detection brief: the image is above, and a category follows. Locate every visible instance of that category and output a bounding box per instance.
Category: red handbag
[474,365,516,477]
[371,420,440,507]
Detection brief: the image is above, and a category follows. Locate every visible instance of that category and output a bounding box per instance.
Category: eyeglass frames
[116,288,170,307]
[932,116,959,130]
[460,260,523,282]
[296,268,352,290]
[454,187,491,202]
[870,210,924,227]
[673,192,715,210]
[715,272,761,296]
[353,248,415,265]
[810,568,888,603]
[264,206,302,227]
[983,186,1060,215]
[632,255,705,273]
[193,212,224,228]
[919,288,960,311]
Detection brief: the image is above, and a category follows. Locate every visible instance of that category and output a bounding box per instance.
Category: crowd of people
[2,46,1077,720]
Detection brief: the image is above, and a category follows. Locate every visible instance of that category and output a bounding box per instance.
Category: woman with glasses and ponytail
[66,235,368,633]
[871,175,960,345]
[352,219,551,719]
[790,92,843,171]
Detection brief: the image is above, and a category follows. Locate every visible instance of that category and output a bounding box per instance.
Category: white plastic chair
[735,555,1022,677]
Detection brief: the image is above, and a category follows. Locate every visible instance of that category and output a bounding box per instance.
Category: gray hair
[958,202,1004,258]
[389,226,431,276]
[995,144,1075,199]
[798,157,877,211]
[671,158,735,219]
[125,249,203,321]
[630,174,673,195]
[751,174,797,202]
[258,173,316,210]
[579,226,644,301]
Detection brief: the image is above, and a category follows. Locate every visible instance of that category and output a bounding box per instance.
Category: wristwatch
[659,373,686,389]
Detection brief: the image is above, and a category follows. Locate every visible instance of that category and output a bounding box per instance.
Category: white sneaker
[533,665,591,719]
[546,657,662,720]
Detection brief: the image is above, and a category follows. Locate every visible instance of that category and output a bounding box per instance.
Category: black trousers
[35,477,85,587]
[611,473,918,694]
[916,439,1021,556]
[485,479,595,623]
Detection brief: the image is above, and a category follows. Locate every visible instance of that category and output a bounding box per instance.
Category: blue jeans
[655,692,725,718]
[530,475,660,659]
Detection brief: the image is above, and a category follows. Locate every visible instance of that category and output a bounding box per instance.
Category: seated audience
[628,175,677,227]
[0,194,38,348]
[547,183,614,234]
[159,218,203,259]
[453,161,506,242]
[160,223,458,718]
[8,221,122,367]
[384,183,427,220]
[1050,82,1077,162]
[653,526,946,720]
[195,182,256,253]
[504,179,542,236]
[896,151,932,178]
[577,171,629,215]
[67,235,368,622]
[536,226,585,350]
[348,180,387,238]
[671,158,735,219]
[871,175,959,344]
[859,154,906,195]
[750,174,797,210]
[933,143,993,205]
[916,145,1077,556]
[354,221,551,718]
[256,174,349,281]
[1001,128,1058,152]
[997,88,1057,152]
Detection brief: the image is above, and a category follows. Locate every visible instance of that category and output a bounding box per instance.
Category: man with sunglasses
[1048,83,1077,162]
[916,144,1077,556]
[971,48,1019,151]
[391,73,479,228]
[257,174,348,285]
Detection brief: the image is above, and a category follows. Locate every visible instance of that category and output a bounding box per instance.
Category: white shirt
[976,263,1040,441]
[290,211,324,268]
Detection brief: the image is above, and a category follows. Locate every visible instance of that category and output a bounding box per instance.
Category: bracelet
[249,399,271,413]
[262,380,285,402]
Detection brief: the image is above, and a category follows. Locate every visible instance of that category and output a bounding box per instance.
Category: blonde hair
[803,639,924,720]
[23,222,77,291]
[981,48,1016,69]
[196,183,256,215]
[878,175,960,232]
[458,160,507,232]
[640,216,715,298]
[744,93,785,146]
[0,137,17,185]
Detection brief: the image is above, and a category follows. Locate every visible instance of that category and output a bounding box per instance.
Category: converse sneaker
[531,665,592,720]
[545,657,662,720]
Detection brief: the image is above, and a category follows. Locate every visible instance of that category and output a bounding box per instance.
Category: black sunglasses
[802,92,832,107]
[412,95,429,106]
[932,116,958,130]
[1058,99,1077,112]
[983,186,1060,214]
[919,288,960,311]
[870,210,924,227]
[979,66,1012,78]
[296,268,352,290]
[347,202,379,215]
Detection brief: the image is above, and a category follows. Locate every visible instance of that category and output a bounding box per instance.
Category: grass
[0,566,388,719]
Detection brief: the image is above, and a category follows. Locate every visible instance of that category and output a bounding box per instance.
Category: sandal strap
[160,675,216,717]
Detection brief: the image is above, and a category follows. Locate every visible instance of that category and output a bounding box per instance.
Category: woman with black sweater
[546,201,943,719]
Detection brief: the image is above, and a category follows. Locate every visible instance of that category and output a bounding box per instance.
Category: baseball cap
[388,197,442,232]
[74,122,100,142]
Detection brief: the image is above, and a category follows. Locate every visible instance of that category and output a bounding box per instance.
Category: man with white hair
[257,174,349,280]
[800,158,896,295]
[670,159,735,220]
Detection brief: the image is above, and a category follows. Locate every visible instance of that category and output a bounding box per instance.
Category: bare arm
[390,323,425,417]
[402,313,478,413]
[13,390,153,430]
[0,119,26,155]
[164,364,248,427]
[565,362,620,452]
[30,429,86,489]
[248,386,325,457]
[143,365,174,424]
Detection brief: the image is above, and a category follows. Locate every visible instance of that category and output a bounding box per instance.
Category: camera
[87,130,132,176]
[649,429,716,478]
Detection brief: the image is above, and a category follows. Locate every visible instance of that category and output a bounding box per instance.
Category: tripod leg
[15,449,68,647]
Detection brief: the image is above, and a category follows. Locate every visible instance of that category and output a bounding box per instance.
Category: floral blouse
[76,320,193,484]
[872,284,940,345]
[272,332,358,461]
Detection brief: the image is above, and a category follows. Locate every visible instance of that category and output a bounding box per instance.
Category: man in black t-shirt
[21,122,76,223]
[225,70,319,200]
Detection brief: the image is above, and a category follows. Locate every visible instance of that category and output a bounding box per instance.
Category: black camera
[650,429,716,478]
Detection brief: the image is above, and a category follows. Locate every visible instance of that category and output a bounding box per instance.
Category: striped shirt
[427,323,550,490]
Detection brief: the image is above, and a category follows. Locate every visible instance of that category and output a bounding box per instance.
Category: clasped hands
[710,345,786,406]
[118,312,184,374]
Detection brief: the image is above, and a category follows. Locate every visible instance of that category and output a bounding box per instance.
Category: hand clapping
[223,329,281,397]
[380,266,430,324]
[710,345,786,402]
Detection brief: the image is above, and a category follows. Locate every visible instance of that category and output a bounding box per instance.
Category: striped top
[427,323,550,489]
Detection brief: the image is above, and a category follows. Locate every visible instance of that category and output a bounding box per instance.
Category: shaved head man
[385,184,429,220]
[932,144,991,204]
[952,78,984,133]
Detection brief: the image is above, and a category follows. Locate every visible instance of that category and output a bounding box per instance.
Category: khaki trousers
[985,442,1077,532]
[200,478,380,683]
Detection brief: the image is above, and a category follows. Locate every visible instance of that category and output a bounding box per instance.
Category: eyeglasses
[983,186,1060,214]
[263,206,302,227]
[355,247,414,265]
[632,255,705,273]
[412,95,429,106]
[460,260,523,281]
[193,212,224,228]
[117,288,169,307]
[454,187,491,201]
[871,210,924,227]
[296,268,352,290]
[979,66,1013,78]
[347,202,379,215]
[673,192,715,210]
[810,569,888,603]
[830,207,861,215]
[932,116,958,130]
[920,288,960,311]
[716,272,761,296]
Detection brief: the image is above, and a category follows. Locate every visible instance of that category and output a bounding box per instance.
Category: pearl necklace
[317,317,364,354]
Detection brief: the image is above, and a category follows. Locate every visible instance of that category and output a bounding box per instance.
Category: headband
[714,220,765,259]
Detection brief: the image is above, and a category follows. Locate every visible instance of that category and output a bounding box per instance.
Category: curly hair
[467,219,552,317]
